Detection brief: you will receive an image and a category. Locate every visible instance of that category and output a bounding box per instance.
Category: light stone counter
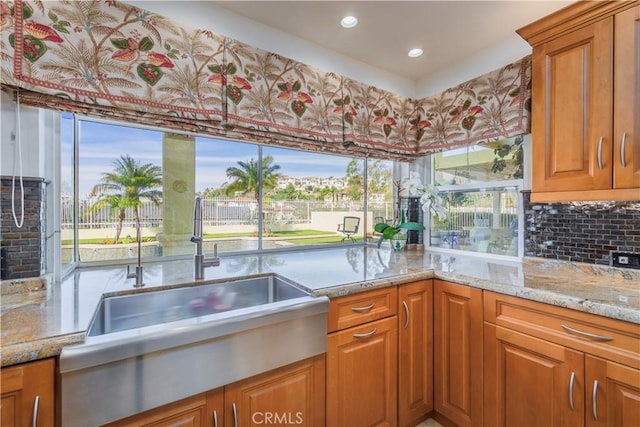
[1,246,638,366]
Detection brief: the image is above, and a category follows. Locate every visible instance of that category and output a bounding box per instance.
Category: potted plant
[374,208,425,250]
[373,182,425,251]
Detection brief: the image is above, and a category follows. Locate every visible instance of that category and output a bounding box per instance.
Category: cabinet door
[586,355,640,427]
[327,316,398,427]
[433,280,483,427]
[531,17,613,193]
[398,280,433,427]
[614,5,640,189]
[224,355,325,427]
[484,323,585,427]
[104,390,222,427]
[0,358,55,427]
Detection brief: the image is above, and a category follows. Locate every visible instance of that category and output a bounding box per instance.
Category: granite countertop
[1,246,639,367]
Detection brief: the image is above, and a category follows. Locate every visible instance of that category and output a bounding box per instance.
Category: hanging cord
[12,91,25,228]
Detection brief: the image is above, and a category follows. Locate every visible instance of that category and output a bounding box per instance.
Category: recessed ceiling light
[408,48,424,58]
[340,15,358,29]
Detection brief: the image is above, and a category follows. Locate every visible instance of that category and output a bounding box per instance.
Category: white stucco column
[157,133,195,256]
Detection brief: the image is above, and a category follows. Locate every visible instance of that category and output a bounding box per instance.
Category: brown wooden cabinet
[484,323,585,426]
[0,358,55,427]
[433,280,483,427]
[326,286,399,426]
[105,355,324,427]
[613,4,640,190]
[105,390,223,427]
[585,356,640,427]
[484,291,640,427]
[224,355,325,427]
[398,280,433,427]
[518,1,640,202]
[327,316,398,427]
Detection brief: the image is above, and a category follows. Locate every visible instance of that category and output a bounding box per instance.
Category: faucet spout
[192,197,219,280]
[126,226,144,287]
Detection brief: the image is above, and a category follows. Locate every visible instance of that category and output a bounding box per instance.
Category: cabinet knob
[232,402,238,427]
[561,324,613,341]
[353,327,377,338]
[568,372,576,411]
[402,301,410,329]
[32,395,40,427]
[351,303,375,313]
[597,136,604,170]
[592,380,599,421]
[620,132,628,167]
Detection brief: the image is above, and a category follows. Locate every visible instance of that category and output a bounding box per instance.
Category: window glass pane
[433,135,524,186]
[60,113,75,268]
[262,146,365,246]
[195,137,259,253]
[78,121,164,262]
[429,188,519,256]
[367,159,393,229]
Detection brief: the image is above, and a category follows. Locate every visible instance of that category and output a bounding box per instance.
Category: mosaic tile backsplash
[1,177,44,279]
[523,191,640,265]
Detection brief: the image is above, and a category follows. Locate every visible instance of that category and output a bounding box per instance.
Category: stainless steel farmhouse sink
[87,274,312,336]
[60,273,329,426]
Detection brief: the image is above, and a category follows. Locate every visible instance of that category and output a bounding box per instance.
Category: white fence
[61,195,516,232]
[62,195,394,230]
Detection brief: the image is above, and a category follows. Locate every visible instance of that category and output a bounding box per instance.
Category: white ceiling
[212,1,572,82]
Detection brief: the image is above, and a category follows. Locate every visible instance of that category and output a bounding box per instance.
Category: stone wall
[523,191,640,265]
[1,177,44,279]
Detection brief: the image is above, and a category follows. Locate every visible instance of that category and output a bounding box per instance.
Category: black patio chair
[338,216,360,242]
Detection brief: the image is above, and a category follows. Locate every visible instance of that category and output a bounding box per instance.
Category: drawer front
[484,291,640,369]
[328,287,398,332]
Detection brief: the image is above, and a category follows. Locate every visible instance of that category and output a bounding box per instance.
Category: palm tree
[90,155,162,244]
[225,155,281,199]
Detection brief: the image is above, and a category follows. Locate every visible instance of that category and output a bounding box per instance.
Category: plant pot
[390,233,407,251]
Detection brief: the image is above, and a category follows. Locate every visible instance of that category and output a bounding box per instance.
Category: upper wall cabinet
[342,79,419,158]
[223,38,343,150]
[518,1,640,202]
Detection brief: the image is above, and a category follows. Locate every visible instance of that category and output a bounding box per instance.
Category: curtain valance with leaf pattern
[0,0,531,160]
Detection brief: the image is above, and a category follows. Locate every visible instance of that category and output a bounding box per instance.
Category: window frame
[65,114,378,268]
[425,142,527,261]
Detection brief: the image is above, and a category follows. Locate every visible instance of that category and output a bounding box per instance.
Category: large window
[427,135,525,257]
[63,116,379,264]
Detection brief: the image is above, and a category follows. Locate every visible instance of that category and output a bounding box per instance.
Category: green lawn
[284,236,364,245]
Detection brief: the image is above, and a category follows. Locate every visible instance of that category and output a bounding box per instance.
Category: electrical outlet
[610,252,640,270]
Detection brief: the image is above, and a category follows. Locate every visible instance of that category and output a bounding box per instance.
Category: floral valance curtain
[0,0,531,160]
[415,56,531,154]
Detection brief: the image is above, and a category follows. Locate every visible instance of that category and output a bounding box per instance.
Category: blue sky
[62,114,359,195]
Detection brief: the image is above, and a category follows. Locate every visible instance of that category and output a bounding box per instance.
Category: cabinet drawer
[484,291,640,369]
[328,287,397,332]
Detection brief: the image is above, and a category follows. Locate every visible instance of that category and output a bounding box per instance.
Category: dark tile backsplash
[523,191,640,265]
[1,176,45,279]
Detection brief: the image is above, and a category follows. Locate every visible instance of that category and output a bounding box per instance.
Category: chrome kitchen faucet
[126,224,144,287]
[190,196,220,280]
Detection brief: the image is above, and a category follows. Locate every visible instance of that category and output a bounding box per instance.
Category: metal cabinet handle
[569,372,576,411]
[232,402,238,427]
[620,132,627,167]
[353,327,377,338]
[561,324,613,341]
[213,409,218,427]
[402,301,410,329]
[592,380,599,421]
[597,136,604,170]
[351,303,375,312]
[32,396,40,427]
